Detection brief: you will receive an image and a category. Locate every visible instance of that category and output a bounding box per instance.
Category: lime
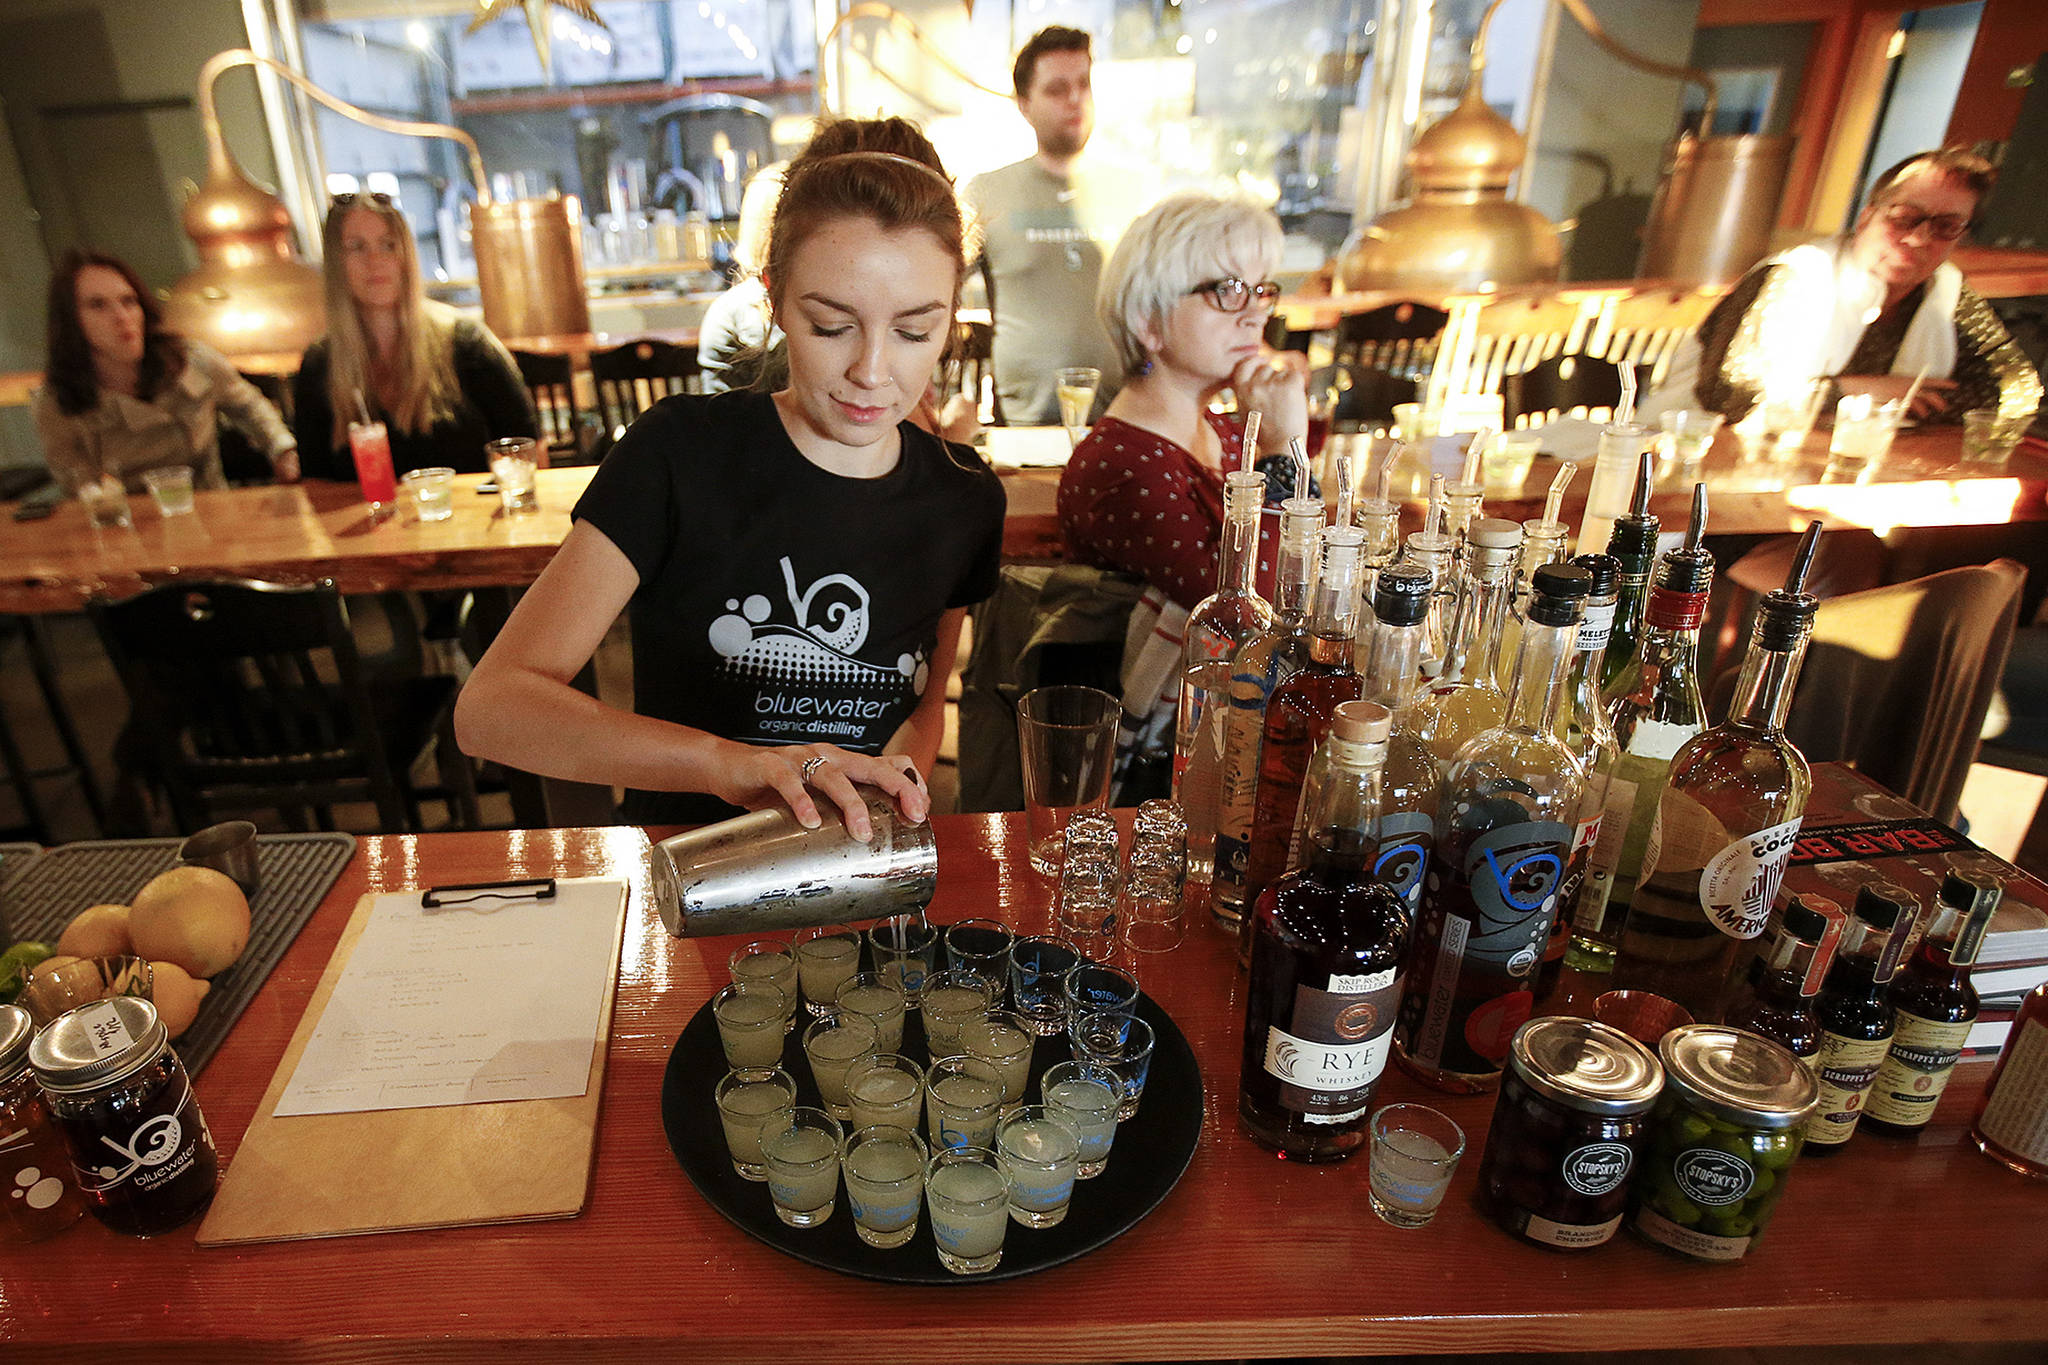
[0,941,54,1002]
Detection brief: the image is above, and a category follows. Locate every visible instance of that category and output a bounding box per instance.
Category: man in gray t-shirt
[963,27,1153,425]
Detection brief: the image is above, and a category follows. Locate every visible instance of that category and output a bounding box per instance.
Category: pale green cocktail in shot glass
[925,1145,1009,1275]
[846,1053,925,1132]
[924,1054,1003,1152]
[802,1010,878,1122]
[1041,1058,1120,1179]
[712,980,790,1068]
[995,1104,1081,1228]
[919,970,994,1058]
[713,1065,796,1181]
[761,1106,843,1228]
[835,972,907,1054]
[841,1123,927,1249]
[793,925,862,1018]
[729,938,799,1033]
[960,1008,1034,1111]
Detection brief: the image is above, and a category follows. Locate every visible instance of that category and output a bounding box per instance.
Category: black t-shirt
[573,390,1007,824]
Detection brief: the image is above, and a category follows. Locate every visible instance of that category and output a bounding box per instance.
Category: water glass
[1017,686,1119,876]
[1055,365,1101,445]
[142,465,195,517]
[1963,407,2026,464]
[1009,935,1081,1036]
[845,1052,925,1132]
[924,1054,1004,1152]
[919,970,996,1058]
[711,980,789,1068]
[1367,1103,1467,1228]
[1070,1010,1155,1120]
[943,918,1015,997]
[1041,1059,1121,1178]
[485,435,540,513]
[793,925,861,1017]
[1659,409,1723,467]
[995,1105,1081,1228]
[925,1145,1009,1275]
[77,478,132,529]
[841,1124,926,1249]
[1829,394,1904,462]
[729,938,799,1031]
[960,1009,1034,1110]
[713,1066,796,1180]
[400,466,455,522]
[834,972,907,1054]
[1756,381,1827,450]
[868,914,938,1002]
[801,1011,878,1121]
[760,1106,843,1227]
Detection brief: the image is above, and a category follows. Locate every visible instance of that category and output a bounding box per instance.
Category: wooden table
[4,796,2042,1362]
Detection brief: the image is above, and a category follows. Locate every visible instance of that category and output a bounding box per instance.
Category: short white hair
[1096,191,1283,377]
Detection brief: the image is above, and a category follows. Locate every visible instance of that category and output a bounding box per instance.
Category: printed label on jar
[1634,1204,1752,1262]
[77,1073,208,1197]
[1673,1147,1754,1206]
[1975,1017,2048,1165]
[1562,1141,1634,1196]
[1699,818,1802,940]
[1864,1013,1973,1129]
[1805,1031,1893,1145]
[1263,968,1400,1122]
[1522,1209,1623,1249]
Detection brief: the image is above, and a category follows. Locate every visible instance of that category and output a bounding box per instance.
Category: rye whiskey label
[1262,968,1401,1125]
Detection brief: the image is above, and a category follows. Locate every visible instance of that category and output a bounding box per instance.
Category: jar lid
[27,996,168,1094]
[1658,1023,1820,1130]
[0,1003,32,1075]
[1507,1017,1664,1116]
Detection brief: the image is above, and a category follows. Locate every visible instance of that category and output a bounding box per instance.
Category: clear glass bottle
[1443,477,1485,548]
[1724,895,1837,1070]
[1355,563,1439,922]
[1866,872,2002,1136]
[1578,487,1713,973]
[1971,977,2048,1179]
[1395,564,1590,1093]
[1494,511,1573,691]
[1803,885,1916,1156]
[1598,461,1660,694]
[1351,492,1404,661]
[1539,552,1621,998]
[1239,527,1368,948]
[1239,701,1412,1161]
[1402,477,1460,678]
[1611,523,1819,1019]
[1408,518,1525,768]
[1175,470,1274,882]
[1210,497,1325,928]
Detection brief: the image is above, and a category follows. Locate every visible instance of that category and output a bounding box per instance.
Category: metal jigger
[652,794,937,938]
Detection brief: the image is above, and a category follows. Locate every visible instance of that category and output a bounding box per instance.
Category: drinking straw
[1289,437,1310,508]
[1241,410,1262,474]
[1901,365,1930,414]
[1333,444,1356,527]
[1616,365,1638,427]
[1543,462,1578,526]
[1426,473,1446,536]
[354,388,372,425]
[1459,429,1492,487]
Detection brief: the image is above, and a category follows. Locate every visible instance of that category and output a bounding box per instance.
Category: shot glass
[960,1009,1034,1110]
[793,925,862,1018]
[1658,409,1722,466]
[1367,1103,1466,1229]
[919,970,995,1058]
[802,1011,879,1122]
[995,1105,1081,1229]
[1041,1059,1120,1178]
[77,478,132,529]
[924,1054,1004,1152]
[712,980,790,1068]
[1070,1010,1155,1120]
[1016,685,1119,876]
[1756,381,1827,451]
[176,819,261,898]
[760,1106,843,1228]
[846,1052,925,1133]
[400,465,456,522]
[729,938,799,1032]
[1063,962,1141,1028]
[1009,935,1081,1037]
[484,435,540,513]
[834,972,907,1054]
[1056,365,1101,445]
[943,918,1016,997]
[142,465,195,517]
[925,1145,1009,1275]
[713,1066,796,1181]
[1963,407,2025,464]
[868,914,938,1003]
[841,1124,927,1249]
[1829,393,1904,462]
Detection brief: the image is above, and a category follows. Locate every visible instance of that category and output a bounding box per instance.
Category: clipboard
[196,877,628,1245]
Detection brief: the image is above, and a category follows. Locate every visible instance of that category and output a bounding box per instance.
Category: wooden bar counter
[5,805,2043,1362]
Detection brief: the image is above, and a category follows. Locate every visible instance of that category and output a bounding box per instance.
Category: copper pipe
[814,3,1009,115]
[1471,0,1718,133]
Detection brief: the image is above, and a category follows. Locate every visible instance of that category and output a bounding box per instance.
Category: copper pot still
[1637,133,1794,286]
[470,194,592,340]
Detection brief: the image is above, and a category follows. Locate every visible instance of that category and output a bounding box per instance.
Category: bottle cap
[1940,871,2003,966]
[1780,897,1830,943]
[1527,563,1592,626]
[1331,699,1393,744]
[1570,552,1621,599]
[1468,517,1522,550]
[1372,562,1434,626]
[1851,883,1911,931]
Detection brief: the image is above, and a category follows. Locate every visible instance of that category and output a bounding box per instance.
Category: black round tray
[661,988,1204,1284]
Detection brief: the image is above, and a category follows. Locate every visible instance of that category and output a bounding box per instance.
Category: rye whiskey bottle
[1239,701,1411,1160]
[1396,564,1589,1092]
[1803,884,1917,1155]
[1865,872,2002,1136]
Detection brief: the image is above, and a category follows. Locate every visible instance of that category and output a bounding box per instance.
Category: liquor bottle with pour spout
[1803,883,1918,1155]
[1395,564,1589,1092]
[1401,475,1459,678]
[1239,700,1413,1161]
[1865,872,2002,1137]
[1408,518,1526,768]
[1609,522,1822,1019]
[1599,455,1659,694]
[1537,550,1620,999]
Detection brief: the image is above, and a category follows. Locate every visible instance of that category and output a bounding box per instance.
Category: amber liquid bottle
[1239,701,1412,1161]
[1803,884,1917,1156]
[1395,564,1590,1093]
[1239,528,1367,946]
[1865,872,2001,1136]
[1971,978,2048,1179]
[1725,895,1839,1070]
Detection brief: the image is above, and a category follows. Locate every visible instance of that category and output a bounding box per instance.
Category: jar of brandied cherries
[0,1004,85,1243]
[29,996,218,1236]
[1478,1017,1664,1250]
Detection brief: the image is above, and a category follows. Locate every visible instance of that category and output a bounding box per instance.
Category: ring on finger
[799,755,828,784]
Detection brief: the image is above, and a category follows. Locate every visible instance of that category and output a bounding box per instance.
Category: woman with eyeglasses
[1695,148,2041,425]
[34,248,297,496]
[455,119,1003,836]
[292,192,536,480]
[1057,192,1309,612]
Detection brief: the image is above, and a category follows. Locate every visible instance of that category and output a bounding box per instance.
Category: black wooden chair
[89,578,479,835]
[512,349,586,463]
[590,339,702,442]
[1503,352,1647,427]
[0,617,107,842]
[1334,301,1448,376]
[1312,363,1418,431]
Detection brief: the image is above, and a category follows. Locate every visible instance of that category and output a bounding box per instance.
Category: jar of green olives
[1479,1017,1663,1250]
[1632,1024,1820,1263]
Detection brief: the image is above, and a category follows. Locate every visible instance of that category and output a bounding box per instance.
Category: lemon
[147,961,212,1038]
[56,904,133,959]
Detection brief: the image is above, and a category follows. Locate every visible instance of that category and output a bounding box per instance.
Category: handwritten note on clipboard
[196,877,629,1246]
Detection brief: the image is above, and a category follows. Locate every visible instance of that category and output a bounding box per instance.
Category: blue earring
[1138,356,1154,376]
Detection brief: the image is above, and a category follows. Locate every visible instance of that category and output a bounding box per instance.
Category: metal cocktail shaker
[652,795,937,937]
